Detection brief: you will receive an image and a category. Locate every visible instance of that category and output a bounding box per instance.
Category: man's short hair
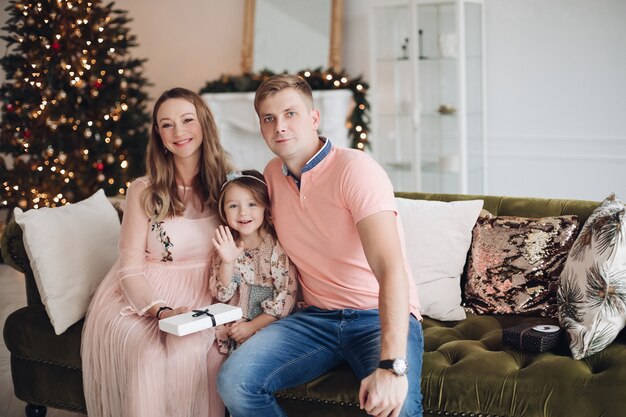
[254,74,314,114]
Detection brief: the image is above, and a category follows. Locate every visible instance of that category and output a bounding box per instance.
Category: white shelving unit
[369,0,487,194]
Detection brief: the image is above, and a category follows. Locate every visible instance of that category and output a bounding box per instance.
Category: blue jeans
[217,307,423,417]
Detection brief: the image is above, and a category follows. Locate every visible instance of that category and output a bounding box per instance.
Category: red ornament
[93,80,103,89]
[96,162,104,171]
[6,103,14,112]
[23,129,31,139]
[52,42,61,51]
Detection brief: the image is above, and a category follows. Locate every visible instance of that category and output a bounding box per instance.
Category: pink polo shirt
[264,145,421,318]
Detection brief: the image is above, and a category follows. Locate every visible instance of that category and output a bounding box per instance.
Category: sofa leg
[25,404,47,417]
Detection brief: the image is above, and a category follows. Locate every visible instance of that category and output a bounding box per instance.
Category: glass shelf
[420,111,482,118]
[370,0,486,194]
[376,57,412,63]
[384,161,413,171]
[420,112,458,118]
[378,111,414,118]
[418,55,483,61]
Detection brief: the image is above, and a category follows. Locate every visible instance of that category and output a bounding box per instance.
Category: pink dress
[81,177,225,417]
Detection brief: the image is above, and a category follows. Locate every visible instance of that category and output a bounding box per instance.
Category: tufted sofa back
[395,192,600,225]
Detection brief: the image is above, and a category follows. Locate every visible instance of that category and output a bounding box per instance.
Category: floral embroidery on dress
[151,221,173,262]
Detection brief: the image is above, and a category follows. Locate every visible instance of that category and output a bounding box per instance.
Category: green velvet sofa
[3,192,626,417]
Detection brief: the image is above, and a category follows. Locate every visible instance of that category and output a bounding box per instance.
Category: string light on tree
[0,0,150,210]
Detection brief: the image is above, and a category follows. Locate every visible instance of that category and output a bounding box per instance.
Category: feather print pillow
[558,194,626,359]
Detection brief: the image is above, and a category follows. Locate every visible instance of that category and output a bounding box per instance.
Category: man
[217,74,423,417]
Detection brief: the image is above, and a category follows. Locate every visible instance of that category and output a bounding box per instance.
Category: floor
[0,263,86,417]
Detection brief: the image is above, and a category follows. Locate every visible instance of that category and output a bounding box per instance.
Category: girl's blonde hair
[143,87,233,221]
[218,170,276,239]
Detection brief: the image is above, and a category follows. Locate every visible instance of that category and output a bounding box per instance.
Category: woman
[82,87,233,417]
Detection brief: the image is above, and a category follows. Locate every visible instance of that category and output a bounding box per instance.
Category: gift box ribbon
[192,309,216,327]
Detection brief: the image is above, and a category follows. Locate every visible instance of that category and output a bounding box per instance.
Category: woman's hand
[212,225,244,264]
[158,306,191,320]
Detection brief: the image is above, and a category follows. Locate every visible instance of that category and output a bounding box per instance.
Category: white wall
[0,0,244,106]
[1,0,625,201]
[342,0,626,201]
[111,0,244,103]
[484,0,626,201]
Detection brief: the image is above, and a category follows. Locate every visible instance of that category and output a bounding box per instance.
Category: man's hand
[359,369,408,417]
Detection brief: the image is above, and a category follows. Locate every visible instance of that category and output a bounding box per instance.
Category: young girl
[210,170,298,352]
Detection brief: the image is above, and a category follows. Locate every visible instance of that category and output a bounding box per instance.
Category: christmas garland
[199,68,370,150]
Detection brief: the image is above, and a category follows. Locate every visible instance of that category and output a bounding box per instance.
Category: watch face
[393,358,408,376]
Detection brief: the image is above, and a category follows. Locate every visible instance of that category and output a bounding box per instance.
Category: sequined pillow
[558,194,626,359]
[465,212,579,317]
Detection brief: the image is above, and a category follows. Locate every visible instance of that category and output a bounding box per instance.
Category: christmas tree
[0,0,150,210]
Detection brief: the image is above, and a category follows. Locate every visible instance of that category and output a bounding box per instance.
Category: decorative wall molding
[486,134,626,201]
[488,135,626,161]
[489,152,626,162]
[489,134,626,142]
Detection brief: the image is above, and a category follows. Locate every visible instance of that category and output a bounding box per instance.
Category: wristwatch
[378,358,408,376]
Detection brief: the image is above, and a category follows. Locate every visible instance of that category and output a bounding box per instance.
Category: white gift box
[158,303,243,336]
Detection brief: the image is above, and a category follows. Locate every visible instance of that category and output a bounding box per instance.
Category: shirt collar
[282,136,332,178]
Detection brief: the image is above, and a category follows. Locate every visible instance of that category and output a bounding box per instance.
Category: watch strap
[378,359,395,370]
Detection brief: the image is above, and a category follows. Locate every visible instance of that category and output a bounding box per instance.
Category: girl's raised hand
[212,225,245,264]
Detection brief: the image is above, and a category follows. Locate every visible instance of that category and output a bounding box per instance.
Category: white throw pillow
[558,194,626,359]
[396,198,484,321]
[14,189,120,335]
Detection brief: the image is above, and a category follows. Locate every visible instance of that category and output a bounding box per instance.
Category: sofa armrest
[1,220,43,306]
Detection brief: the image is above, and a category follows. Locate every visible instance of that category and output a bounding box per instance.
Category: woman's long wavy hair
[143,87,233,221]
